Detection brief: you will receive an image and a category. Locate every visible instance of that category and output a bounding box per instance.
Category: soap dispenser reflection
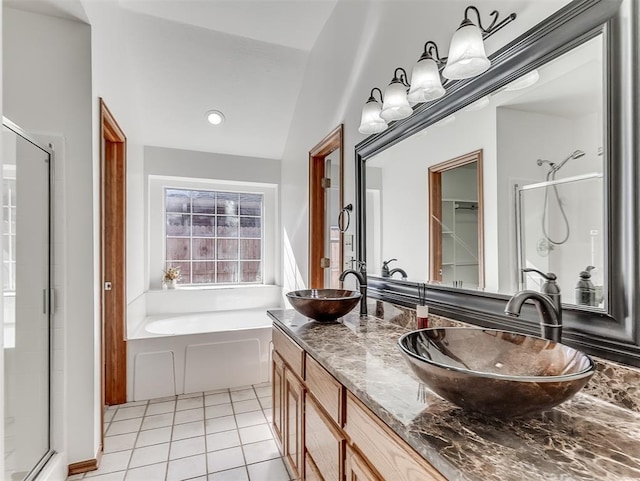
[575,266,596,306]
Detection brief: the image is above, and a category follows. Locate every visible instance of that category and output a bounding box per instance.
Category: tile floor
[67,383,292,481]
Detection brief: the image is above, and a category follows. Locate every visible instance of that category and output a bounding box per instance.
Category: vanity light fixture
[408,41,446,104]
[358,5,515,136]
[380,68,413,122]
[358,88,388,134]
[206,110,225,125]
[443,6,517,80]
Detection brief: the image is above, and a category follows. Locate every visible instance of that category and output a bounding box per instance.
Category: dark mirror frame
[355,0,640,366]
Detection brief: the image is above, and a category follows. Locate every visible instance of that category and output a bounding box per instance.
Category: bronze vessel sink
[286,289,361,323]
[398,327,595,418]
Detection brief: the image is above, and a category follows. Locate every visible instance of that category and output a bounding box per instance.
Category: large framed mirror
[355,0,640,366]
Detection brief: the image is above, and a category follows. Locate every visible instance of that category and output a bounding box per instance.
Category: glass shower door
[3,121,53,481]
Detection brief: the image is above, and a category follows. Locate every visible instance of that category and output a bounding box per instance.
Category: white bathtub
[127,308,275,401]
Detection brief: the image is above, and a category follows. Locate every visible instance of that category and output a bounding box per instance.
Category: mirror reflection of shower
[536,150,586,245]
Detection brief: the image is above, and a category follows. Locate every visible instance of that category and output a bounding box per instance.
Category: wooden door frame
[100,98,127,415]
[309,125,344,289]
[428,149,484,288]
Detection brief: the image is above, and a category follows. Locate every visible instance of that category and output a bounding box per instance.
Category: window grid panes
[3,178,16,292]
[165,188,263,285]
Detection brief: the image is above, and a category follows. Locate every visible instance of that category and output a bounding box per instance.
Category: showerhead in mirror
[536,150,586,173]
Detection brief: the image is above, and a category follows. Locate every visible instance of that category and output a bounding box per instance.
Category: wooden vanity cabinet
[272,325,445,481]
[346,446,383,481]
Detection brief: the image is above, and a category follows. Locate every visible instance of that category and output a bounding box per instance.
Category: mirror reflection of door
[429,150,484,289]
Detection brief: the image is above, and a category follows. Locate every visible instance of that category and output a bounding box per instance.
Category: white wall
[3,6,95,471]
[279,0,571,292]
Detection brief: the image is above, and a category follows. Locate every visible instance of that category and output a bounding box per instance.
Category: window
[165,188,263,285]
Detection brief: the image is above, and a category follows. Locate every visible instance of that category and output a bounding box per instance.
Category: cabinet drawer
[305,453,323,481]
[306,394,345,481]
[273,326,304,379]
[306,354,344,425]
[345,392,446,481]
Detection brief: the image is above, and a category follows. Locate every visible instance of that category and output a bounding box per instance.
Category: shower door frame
[2,116,56,481]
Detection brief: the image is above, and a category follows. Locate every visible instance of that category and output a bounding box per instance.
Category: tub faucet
[339,261,368,317]
[504,290,562,342]
[389,267,408,279]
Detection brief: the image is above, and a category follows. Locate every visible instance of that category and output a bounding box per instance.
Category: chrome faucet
[504,290,562,342]
[339,261,367,317]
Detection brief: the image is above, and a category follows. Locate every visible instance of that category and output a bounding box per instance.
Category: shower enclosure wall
[2,118,54,481]
[516,172,604,308]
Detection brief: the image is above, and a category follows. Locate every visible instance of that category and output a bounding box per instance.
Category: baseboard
[68,444,103,476]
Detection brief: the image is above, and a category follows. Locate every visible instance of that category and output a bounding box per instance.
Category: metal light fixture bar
[464,6,517,39]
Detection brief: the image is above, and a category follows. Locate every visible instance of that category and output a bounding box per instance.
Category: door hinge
[321,177,331,189]
[320,257,331,268]
[104,281,113,291]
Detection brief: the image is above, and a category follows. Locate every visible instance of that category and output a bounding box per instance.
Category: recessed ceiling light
[463,96,490,112]
[206,110,225,125]
[505,69,540,91]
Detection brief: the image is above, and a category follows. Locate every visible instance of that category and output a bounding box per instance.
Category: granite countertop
[267,309,640,481]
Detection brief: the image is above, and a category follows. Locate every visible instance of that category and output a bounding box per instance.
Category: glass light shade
[206,110,225,125]
[358,100,388,135]
[408,58,446,104]
[442,23,491,80]
[380,82,413,122]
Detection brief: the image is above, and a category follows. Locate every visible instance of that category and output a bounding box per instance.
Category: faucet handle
[523,268,557,281]
[382,259,397,268]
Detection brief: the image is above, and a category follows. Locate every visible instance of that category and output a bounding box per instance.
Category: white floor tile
[67,474,85,480]
[104,410,116,423]
[238,425,273,445]
[232,400,261,414]
[230,389,256,402]
[146,400,175,416]
[104,433,137,454]
[83,471,126,481]
[205,392,231,406]
[252,382,271,389]
[124,462,167,481]
[170,436,206,460]
[205,388,229,395]
[86,451,131,476]
[246,458,289,481]
[253,386,271,399]
[262,409,273,423]
[141,413,174,431]
[118,400,148,408]
[206,430,241,452]
[178,392,203,400]
[166,454,207,481]
[113,406,147,422]
[207,446,245,473]
[149,395,177,404]
[258,397,272,410]
[206,416,237,434]
[175,407,204,425]
[177,396,203,411]
[129,442,170,469]
[206,403,234,419]
[172,420,205,441]
[209,466,249,481]
[106,419,142,437]
[242,440,280,465]
[230,385,253,392]
[235,411,266,429]
[136,426,172,448]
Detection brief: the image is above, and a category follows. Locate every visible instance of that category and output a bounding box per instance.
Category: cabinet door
[285,367,304,480]
[272,351,284,448]
[305,394,344,481]
[346,447,382,481]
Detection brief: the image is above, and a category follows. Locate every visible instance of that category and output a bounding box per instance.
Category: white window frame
[148,175,278,290]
